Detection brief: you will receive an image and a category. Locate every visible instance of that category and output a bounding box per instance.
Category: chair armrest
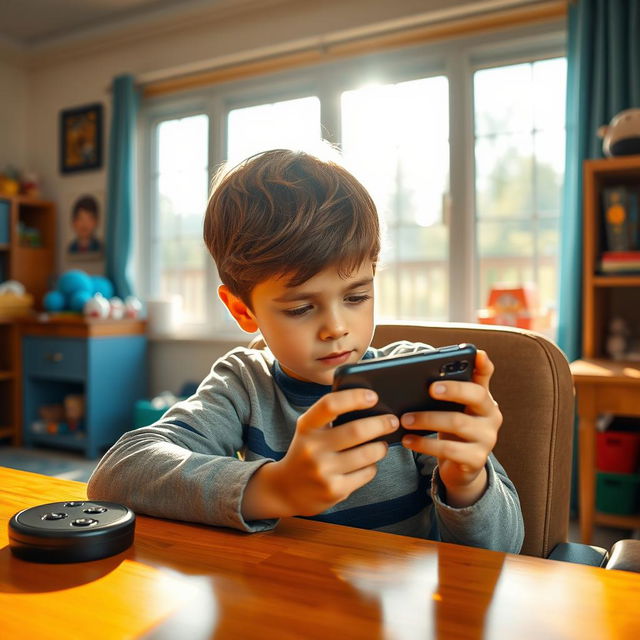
[605,539,640,573]
[548,542,608,567]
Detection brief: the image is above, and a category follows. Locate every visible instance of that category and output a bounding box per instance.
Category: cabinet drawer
[23,337,86,379]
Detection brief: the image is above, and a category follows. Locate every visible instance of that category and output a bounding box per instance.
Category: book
[600,250,640,273]
[602,186,633,252]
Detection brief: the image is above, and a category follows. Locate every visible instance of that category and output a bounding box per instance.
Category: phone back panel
[332,344,476,443]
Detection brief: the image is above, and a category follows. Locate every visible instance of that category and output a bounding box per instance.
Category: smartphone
[332,343,477,444]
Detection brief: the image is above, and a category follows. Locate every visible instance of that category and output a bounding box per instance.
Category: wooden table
[570,358,640,544]
[1,467,639,639]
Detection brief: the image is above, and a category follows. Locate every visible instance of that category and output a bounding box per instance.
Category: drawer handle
[45,352,64,363]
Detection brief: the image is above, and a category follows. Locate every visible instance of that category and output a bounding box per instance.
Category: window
[341,76,450,320]
[474,57,567,319]
[150,113,209,324]
[227,96,321,167]
[142,26,565,338]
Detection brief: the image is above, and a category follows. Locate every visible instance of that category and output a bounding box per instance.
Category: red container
[596,430,640,473]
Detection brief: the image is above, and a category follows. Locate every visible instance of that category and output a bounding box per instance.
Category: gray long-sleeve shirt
[88,341,524,553]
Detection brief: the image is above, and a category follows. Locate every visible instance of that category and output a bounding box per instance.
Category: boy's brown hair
[203,148,380,306]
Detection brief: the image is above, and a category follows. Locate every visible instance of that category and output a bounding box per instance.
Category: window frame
[138,20,566,339]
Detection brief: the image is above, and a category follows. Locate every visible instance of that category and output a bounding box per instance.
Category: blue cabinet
[21,317,147,458]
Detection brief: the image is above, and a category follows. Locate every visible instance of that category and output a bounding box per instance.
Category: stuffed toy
[598,108,640,156]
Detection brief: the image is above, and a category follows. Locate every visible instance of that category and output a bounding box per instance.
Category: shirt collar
[273,349,376,408]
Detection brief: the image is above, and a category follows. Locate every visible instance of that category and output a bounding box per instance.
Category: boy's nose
[319,311,348,341]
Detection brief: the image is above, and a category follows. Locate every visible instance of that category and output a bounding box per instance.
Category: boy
[88,149,524,552]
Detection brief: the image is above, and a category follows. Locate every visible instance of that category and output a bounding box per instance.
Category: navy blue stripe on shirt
[163,419,205,438]
[302,476,431,529]
[245,425,431,530]
[245,425,285,460]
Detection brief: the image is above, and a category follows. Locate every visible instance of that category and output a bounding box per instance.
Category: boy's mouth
[317,350,353,366]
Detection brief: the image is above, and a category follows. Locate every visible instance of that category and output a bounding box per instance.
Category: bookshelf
[0,195,56,444]
[0,318,20,444]
[571,155,640,544]
[582,155,640,358]
[0,195,57,309]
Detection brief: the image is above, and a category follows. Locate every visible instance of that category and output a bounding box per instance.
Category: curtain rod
[114,0,568,98]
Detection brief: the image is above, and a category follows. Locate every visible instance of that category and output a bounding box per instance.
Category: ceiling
[0,0,203,47]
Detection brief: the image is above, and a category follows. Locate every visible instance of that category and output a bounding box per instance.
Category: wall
[0,45,27,171]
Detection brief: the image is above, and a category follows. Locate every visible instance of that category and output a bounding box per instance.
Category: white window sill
[147,328,255,345]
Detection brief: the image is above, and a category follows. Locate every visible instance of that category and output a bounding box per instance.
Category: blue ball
[58,270,93,296]
[91,276,114,299]
[69,289,93,312]
[43,290,65,312]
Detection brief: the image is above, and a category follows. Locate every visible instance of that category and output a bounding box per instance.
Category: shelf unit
[21,316,148,458]
[572,155,640,543]
[0,194,56,309]
[0,194,56,444]
[0,317,21,444]
[582,155,640,358]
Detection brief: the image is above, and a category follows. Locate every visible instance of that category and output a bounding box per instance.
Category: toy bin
[133,399,168,428]
[596,472,640,515]
[596,430,640,473]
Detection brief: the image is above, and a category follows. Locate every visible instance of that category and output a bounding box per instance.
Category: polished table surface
[1,467,639,639]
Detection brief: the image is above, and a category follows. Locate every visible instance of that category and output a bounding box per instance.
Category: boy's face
[220,261,376,385]
[73,208,97,241]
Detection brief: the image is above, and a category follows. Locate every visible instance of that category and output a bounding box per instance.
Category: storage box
[134,400,168,428]
[596,472,640,515]
[596,430,640,472]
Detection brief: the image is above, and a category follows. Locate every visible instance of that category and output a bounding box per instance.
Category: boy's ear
[218,285,258,333]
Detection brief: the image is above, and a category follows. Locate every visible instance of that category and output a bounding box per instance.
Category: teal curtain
[558,0,640,362]
[106,74,139,298]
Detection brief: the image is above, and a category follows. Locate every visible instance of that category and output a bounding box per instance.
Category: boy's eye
[345,294,372,304]
[283,305,312,317]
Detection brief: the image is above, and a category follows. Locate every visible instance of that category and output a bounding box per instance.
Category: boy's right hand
[241,389,398,521]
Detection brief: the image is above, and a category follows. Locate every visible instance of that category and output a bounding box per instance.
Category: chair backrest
[250,321,575,557]
[370,322,574,558]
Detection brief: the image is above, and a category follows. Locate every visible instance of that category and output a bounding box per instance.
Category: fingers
[332,440,389,474]
[297,388,378,433]
[472,349,495,389]
[426,362,499,419]
[402,435,488,470]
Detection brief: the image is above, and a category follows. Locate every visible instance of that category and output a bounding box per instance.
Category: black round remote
[8,500,135,563]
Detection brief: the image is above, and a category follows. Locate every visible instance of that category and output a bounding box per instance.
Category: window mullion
[447,50,476,322]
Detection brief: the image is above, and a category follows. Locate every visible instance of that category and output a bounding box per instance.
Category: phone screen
[331,343,477,444]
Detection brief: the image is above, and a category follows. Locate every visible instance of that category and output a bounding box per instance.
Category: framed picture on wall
[63,190,105,262]
[59,103,103,174]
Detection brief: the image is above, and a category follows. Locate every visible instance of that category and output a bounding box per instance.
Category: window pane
[227,96,321,166]
[533,58,567,131]
[154,114,209,323]
[475,134,534,219]
[534,130,565,216]
[474,63,534,136]
[474,58,565,329]
[341,76,450,321]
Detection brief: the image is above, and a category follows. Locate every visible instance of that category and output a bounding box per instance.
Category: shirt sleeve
[429,454,525,553]
[87,349,279,533]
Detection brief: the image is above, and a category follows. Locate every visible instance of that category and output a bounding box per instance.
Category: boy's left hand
[400,349,501,508]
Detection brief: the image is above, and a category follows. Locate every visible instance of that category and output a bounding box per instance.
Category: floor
[1,444,637,551]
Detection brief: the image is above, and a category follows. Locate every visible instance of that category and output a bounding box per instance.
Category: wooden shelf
[0,426,13,439]
[594,275,640,286]
[595,512,640,530]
